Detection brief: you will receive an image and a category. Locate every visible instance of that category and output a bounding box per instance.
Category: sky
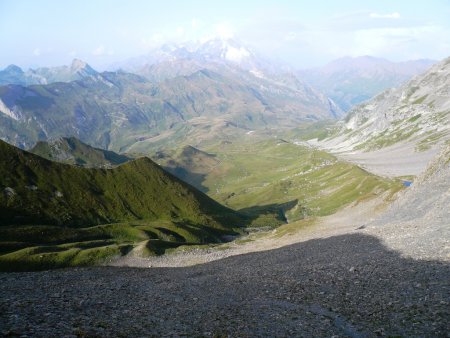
[1,0,449,70]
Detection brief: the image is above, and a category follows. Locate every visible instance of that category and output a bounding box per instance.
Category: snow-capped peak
[197,37,252,63]
[224,44,251,62]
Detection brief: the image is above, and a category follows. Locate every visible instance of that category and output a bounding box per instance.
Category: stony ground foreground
[1,232,449,337]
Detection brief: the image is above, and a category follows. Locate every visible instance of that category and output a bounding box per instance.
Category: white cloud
[68,50,77,57]
[92,45,105,56]
[214,23,234,39]
[92,45,114,57]
[270,20,449,67]
[141,33,165,49]
[351,25,442,58]
[33,48,41,56]
[176,26,184,36]
[284,32,298,41]
[151,33,164,43]
[369,12,401,19]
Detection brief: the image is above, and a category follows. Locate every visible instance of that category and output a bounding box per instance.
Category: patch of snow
[249,69,265,79]
[293,141,309,146]
[225,46,250,63]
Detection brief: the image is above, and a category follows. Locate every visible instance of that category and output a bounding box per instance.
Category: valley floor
[308,139,441,178]
[1,193,448,337]
[109,192,388,268]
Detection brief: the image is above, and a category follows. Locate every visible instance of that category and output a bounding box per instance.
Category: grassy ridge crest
[0,139,246,270]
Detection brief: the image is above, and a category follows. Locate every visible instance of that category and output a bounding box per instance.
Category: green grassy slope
[31,137,132,167]
[156,135,403,225]
[0,140,245,270]
[156,145,220,192]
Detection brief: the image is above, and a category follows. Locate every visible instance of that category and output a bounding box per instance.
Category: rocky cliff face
[321,57,450,153]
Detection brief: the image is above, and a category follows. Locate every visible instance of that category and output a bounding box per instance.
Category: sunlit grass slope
[178,137,403,222]
[0,140,245,270]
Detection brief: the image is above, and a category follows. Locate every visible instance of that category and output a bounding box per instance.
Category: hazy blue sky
[1,0,449,69]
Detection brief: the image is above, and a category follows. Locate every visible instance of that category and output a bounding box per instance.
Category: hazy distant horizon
[0,40,441,73]
[1,0,449,70]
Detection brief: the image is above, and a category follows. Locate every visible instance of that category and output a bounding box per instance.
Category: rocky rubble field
[1,233,449,337]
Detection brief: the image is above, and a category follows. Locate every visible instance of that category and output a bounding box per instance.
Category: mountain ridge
[327,56,449,151]
[307,56,450,177]
[0,59,98,86]
[30,136,132,167]
[0,138,243,228]
[0,62,340,151]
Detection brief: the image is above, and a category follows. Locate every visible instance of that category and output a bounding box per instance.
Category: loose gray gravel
[365,144,450,262]
[1,233,449,337]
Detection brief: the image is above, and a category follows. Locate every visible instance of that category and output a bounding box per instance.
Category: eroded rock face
[321,57,450,154]
[367,145,450,261]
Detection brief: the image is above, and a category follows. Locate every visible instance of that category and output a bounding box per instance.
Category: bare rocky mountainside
[309,56,450,177]
[366,145,450,261]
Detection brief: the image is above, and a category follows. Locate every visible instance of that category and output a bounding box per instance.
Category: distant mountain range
[299,56,436,111]
[121,41,434,112]
[0,54,340,152]
[0,59,98,86]
[112,38,281,75]
[0,38,441,154]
